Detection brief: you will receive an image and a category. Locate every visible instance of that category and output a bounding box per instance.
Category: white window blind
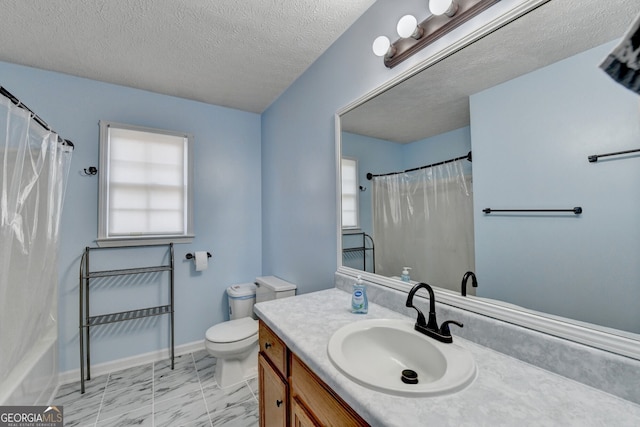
[341,157,359,229]
[98,121,194,246]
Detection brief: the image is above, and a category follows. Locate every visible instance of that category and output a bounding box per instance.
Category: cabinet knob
[276,399,283,407]
[265,342,272,349]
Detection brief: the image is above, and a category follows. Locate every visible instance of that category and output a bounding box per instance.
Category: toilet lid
[206,317,258,343]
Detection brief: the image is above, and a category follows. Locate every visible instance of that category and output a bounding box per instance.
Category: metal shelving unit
[79,243,175,393]
[342,231,375,273]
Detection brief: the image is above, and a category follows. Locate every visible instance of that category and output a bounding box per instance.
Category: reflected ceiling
[341,0,637,143]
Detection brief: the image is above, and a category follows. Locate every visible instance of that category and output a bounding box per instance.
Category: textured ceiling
[0,0,375,113]
[342,0,640,143]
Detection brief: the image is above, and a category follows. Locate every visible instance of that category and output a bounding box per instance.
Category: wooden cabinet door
[290,354,369,427]
[259,353,287,427]
[259,320,287,376]
[291,397,321,427]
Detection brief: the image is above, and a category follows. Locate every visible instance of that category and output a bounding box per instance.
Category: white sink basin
[327,319,476,397]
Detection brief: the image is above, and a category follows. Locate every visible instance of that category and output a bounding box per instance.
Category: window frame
[97,120,194,247]
[341,156,360,230]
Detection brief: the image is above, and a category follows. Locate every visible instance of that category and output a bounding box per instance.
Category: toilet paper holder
[185,252,212,260]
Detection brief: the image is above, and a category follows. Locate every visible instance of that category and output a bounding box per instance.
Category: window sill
[96,235,194,248]
[342,228,363,234]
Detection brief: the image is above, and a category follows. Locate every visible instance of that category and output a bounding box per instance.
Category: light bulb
[397,15,418,38]
[372,36,391,57]
[429,0,459,17]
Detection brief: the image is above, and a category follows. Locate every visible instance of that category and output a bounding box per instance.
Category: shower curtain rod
[0,86,74,149]
[366,151,471,180]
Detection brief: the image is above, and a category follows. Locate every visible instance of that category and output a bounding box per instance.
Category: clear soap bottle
[401,267,412,282]
[351,275,368,314]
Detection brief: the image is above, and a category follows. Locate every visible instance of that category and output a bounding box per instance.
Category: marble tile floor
[53,350,259,427]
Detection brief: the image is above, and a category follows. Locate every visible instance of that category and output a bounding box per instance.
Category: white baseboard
[58,340,205,386]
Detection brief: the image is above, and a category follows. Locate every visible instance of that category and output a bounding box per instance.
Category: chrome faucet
[405,282,463,343]
[461,271,478,296]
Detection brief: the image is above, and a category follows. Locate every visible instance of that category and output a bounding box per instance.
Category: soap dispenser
[401,267,412,282]
[351,275,368,314]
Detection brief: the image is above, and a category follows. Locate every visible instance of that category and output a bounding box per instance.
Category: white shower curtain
[372,160,474,292]
[0,96,72,385]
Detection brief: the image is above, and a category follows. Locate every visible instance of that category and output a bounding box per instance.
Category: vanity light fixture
[429,0,460,17]
[372,35,395,58]
[397,15,424,39]
[374,0,500,68]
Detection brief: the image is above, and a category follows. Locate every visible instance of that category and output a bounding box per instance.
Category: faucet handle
[439,320,463,337]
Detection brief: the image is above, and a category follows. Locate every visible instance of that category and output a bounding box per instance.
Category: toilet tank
[255,276,296,303]
[227,283,257,320]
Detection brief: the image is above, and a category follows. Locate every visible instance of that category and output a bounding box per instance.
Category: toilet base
[208,343,258,388]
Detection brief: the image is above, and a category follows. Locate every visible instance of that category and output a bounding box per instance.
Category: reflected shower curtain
[372,160,474,291]
[0,96,72,385]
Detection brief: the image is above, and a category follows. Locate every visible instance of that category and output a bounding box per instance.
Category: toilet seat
[206,317,258,343]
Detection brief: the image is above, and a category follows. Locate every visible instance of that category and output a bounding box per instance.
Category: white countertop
[254,288,640,427]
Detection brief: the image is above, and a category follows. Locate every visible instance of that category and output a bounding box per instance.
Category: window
[98,121,194,246]
[341,157,359,229]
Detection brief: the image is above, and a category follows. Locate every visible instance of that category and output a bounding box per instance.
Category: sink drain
[401,369,419,384]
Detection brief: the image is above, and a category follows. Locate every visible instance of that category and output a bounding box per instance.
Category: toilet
[205,276,296,388]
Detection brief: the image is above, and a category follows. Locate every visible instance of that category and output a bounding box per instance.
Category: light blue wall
[0,0,547,373]
[471,41,640,332]
[0,61,262,371]
[261,0,517,293]
[263,0,639,334]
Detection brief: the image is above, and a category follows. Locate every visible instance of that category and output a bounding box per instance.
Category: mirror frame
[335,0,640,360]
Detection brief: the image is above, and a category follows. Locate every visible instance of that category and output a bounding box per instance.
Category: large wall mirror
[337,0,640,359]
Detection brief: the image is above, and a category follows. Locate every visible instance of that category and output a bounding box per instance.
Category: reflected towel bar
[483,207,583,215]
[588,148,640,163]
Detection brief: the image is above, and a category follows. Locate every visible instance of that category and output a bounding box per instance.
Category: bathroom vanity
[255,288,640,426]
[258,320,367,426]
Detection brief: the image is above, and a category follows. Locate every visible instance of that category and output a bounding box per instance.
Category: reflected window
[341,157,359,229]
